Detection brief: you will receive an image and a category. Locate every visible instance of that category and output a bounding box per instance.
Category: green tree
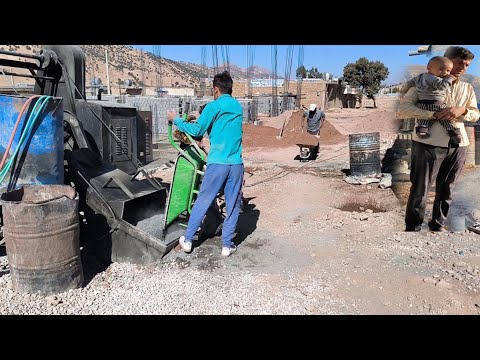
[296,66,307,79]
[343,57,389,108]
[308,67,322,79]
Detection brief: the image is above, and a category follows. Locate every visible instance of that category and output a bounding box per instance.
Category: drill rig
[0,45,207,264]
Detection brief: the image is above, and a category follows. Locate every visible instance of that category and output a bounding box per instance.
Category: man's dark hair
[444,46,475,61]
[213,70,233,95]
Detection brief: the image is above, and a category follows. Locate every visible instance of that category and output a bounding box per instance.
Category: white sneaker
[221,245,237,257]
[179,236,192,253]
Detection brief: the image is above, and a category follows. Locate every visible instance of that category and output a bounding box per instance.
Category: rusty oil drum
[0,185,83,295]
[349,132,381,176]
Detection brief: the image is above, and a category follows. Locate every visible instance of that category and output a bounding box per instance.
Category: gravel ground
[2,166,479,315]
[1,96,479,315]
[0,254,344,315]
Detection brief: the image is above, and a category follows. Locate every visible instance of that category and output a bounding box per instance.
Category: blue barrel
[0,95,64,190]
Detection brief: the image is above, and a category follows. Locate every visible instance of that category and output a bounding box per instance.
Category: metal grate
[145,132,151,155]
[115,127,128,155]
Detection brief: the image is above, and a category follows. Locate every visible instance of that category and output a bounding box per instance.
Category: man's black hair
[213,70,233,95]
[444,46,475,61]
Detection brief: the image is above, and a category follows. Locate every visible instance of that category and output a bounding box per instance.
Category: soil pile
[243,110,347,149]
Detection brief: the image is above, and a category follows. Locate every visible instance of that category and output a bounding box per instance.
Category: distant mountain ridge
[0,44,276,89]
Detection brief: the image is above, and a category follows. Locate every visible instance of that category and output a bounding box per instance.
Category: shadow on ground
[79,207,112,286]
[194,197,260,248]
[234,197,260,246]
[0,243,7,277]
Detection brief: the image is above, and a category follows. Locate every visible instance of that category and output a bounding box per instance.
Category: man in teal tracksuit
[167,70,244,257]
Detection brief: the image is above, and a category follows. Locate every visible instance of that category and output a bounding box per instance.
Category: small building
[144,87,193,97]
[232,79,357,110]
[325,81,358,109]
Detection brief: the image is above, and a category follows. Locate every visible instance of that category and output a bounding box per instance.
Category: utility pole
[140,49,145,95]
[105,48,111,95]
[118,79,122,102]
[92,61,96,96]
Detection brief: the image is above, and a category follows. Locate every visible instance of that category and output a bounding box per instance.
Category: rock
[423,277,436,284]
[46,295,62,306]
[472,209,480,221]
[435,280,453,289]
[454,261,467,268]
[379,174,392,189]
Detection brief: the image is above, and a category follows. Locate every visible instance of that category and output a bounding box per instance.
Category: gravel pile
[0,255,343,315]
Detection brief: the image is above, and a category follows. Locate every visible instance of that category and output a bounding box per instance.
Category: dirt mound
[261,110,295,129]
[318,120,349,145]
[282,111,348,146]
[243,110,348,149]
[242,124,281,148]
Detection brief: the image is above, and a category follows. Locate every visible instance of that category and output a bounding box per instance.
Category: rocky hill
[0,45,275,89]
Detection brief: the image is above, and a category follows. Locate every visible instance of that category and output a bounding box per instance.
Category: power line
[296,45,304,109]
[271,45,278,117]
[247,45,256,98]
[199,45,207,98]
[284,45,294,94]
[140,49,145,95]
[153,45,162,97]
[211,45,219,75]
[225,45,230,73]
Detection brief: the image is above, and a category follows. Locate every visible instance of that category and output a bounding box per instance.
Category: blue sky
[132,45,480,86]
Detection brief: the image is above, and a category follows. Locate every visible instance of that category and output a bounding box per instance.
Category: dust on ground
[163,95,480,314]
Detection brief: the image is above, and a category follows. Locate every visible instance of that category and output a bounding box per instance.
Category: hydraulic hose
[0,95,41,170]
[0,96,52,185]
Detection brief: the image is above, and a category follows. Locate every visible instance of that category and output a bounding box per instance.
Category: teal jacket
[174,94,243,165]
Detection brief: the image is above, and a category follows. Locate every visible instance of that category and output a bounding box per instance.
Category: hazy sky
[132,45,480,86]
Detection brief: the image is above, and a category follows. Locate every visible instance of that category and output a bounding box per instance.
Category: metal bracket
[131,168,162,190]
[103,177,135,199]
